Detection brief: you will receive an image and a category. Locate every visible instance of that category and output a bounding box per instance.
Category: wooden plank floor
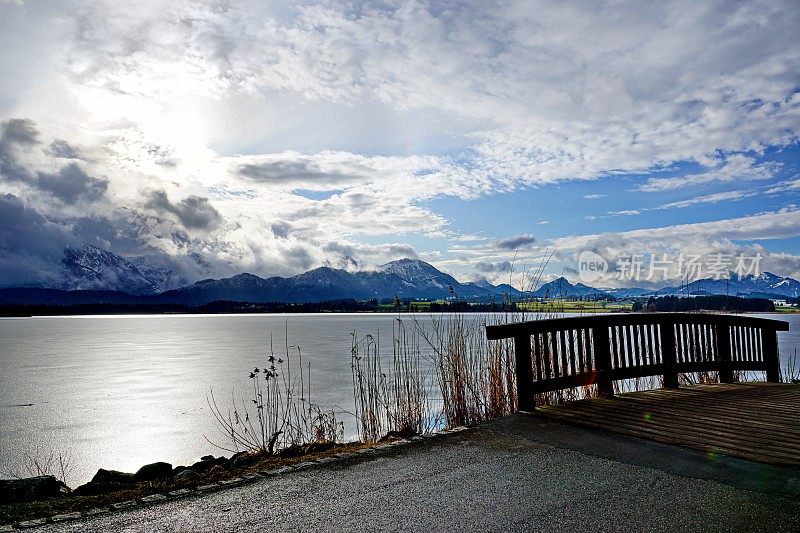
[536,382,800,467]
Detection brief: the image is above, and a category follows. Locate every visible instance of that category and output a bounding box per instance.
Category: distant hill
[152,261,498,306]
[601,287,652,298]
[653,272,800,299]
[634,295,775,313]
[0,287,142,306]
[1,244,798,307]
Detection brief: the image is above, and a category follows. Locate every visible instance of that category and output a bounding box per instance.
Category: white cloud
[658,190,753,209]
[561,208,800,249]
[766,177,800,194]
[554,208,800,284]
[640,155,779,192]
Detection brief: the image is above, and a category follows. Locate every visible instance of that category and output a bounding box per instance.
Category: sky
[0,0,799,290]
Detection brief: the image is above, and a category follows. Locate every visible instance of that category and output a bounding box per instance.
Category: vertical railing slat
[542,332,552,381]
[625,325,635,369]
[567,328,577,377]
[514,334,534,411]
[594,322,613,397]
[585,328,594,373]
[661,319,679,388]
[610,326,619,370]
[716,321,733,384]
[558,329,569,377]
[551,332,560,380]
[763,328,780,382]
[533,333,543,383]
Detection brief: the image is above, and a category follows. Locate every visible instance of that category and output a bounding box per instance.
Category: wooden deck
[536,382,800,467]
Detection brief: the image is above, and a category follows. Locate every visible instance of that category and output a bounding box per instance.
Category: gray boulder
[174,469,199,481]
[133,461,172,482]
[91,468,134,485]
[0,476,68,504]
[73,481,128,496]
[171,465,190,476]
[191,456,228,473]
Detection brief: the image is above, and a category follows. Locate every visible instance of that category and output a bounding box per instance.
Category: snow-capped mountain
[276,267,406,302]
[529,277,609,298]
[654,272,800,299]
[379,259,460,291]
[7,246,799,306]
[60,245,160,295]
[466,279,523,297]
[158,261,494,305]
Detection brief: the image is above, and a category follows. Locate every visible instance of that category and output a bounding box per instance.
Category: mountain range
[0,245,798,307]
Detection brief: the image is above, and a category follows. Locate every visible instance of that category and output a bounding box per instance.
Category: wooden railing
[485,313,790,411]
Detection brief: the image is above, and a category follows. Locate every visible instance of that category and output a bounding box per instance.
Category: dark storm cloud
[0,118,39,183]
[323,241,417,260]
[285,245,314,270]
[0,193,72,252]
[144,190,222,230]
[0,194,74,287]
[1,119,107,204]
[491,234,536,250]
[376,243,417,258]
[475,260,512,273]
[36,163,109,204]
[0,118,39,147]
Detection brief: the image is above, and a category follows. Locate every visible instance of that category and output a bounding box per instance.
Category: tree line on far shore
[632,295,775,313]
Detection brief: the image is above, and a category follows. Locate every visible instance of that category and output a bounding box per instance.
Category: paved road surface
[44,414,800,532]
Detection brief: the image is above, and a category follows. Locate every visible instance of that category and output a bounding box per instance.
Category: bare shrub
[207,328,342,454]
[2,448,72,485]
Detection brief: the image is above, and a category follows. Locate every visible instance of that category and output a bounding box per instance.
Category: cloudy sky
[1,0,799,289]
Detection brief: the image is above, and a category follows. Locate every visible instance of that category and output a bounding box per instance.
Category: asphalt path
[43,414,800,532]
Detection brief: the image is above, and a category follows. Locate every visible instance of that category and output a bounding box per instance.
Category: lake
[1,312,797,486]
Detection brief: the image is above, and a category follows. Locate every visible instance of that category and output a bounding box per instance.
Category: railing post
[661,319,679,388]
[593,324,614,397]
[716,321,733,384]
[763,328,781,383]
[514,334,535,411]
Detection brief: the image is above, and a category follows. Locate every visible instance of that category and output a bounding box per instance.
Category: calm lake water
[1,312,797,486]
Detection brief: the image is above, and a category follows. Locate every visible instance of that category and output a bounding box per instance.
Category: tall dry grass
[350,319,434,442]
[784,348,799,383]
[412,314,516,427]
[349,313,521,440]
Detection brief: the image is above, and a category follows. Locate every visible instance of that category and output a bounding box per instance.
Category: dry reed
[350,319,435,442]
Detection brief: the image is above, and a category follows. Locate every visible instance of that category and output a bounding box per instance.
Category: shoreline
[0,429,469,528]
[2,306,797,318]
